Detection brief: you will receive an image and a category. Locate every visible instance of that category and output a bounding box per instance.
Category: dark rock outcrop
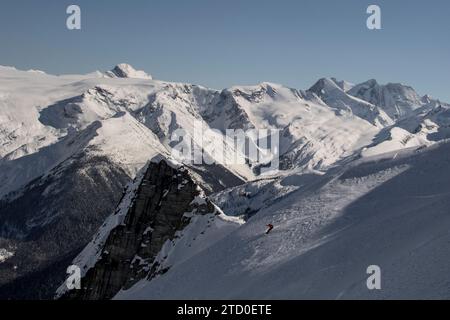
[61,160,218,300]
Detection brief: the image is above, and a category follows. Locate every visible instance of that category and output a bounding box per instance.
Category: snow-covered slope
[208,82,381,172]
[3,66,444,199]
[0,85,168,197]
[0,65,245,298]
[348,79,435,120]
[330,77,354,92]
[362,103,450,158]
[117,141,450,299]
[1,64,449,299]
[308,78,393,128]
[0,66,251,198]
[1,66,403,199]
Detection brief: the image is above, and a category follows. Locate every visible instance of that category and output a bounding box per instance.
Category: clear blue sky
[1,0,449,100]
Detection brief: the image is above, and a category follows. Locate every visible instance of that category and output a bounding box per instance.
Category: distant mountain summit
[105,63,152,80]
[308,77,393,128]
[330,77,354,92]
[348,79,424,120]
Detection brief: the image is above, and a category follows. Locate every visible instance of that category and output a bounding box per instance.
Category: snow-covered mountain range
[0,64,449,299]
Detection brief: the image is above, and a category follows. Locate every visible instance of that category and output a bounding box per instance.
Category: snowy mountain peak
[330,78,354,92]
[308,77,394,128]
[309,77,355,94]
[348,80,423,119]
[308,78,343,95]
[361,78,379,87]
[105,63,152,80]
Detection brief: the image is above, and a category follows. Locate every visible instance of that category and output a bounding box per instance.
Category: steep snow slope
[117,142,450,299]
[2,64,449,299]
[0,66,251,198]
[0,91,168,197]
[0,65,247,299]
[0,66,87,159]
[0,66,162,196]
[209,82,381,172]
[210,169,326,220]
[4,66,445,199]
[362,104,450,158]
[308,78,393,128]
[330,78,354,92]
[348,79,437,120]
[130,82,255,180]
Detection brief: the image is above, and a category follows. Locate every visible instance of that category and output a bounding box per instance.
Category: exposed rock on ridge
[61,159,220,300]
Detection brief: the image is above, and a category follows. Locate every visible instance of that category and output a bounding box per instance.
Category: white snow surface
[2,64,448,199]
[0,248,14,263]
[0,66,167,197]
[348,79,425,120]
[121,207,245,293]
[117,142,450,299]
[0,65,260,198]
[3,64,450,299]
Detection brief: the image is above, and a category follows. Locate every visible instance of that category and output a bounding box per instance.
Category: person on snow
[266,224,274,234]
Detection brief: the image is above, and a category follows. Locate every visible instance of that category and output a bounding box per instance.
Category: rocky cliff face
[61,159,220,300]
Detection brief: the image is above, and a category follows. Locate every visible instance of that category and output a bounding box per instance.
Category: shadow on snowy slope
[236,142,450,299]
[118,142,450,300]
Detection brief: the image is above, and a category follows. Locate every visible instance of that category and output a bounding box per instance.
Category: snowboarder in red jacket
[266,224,274,234]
